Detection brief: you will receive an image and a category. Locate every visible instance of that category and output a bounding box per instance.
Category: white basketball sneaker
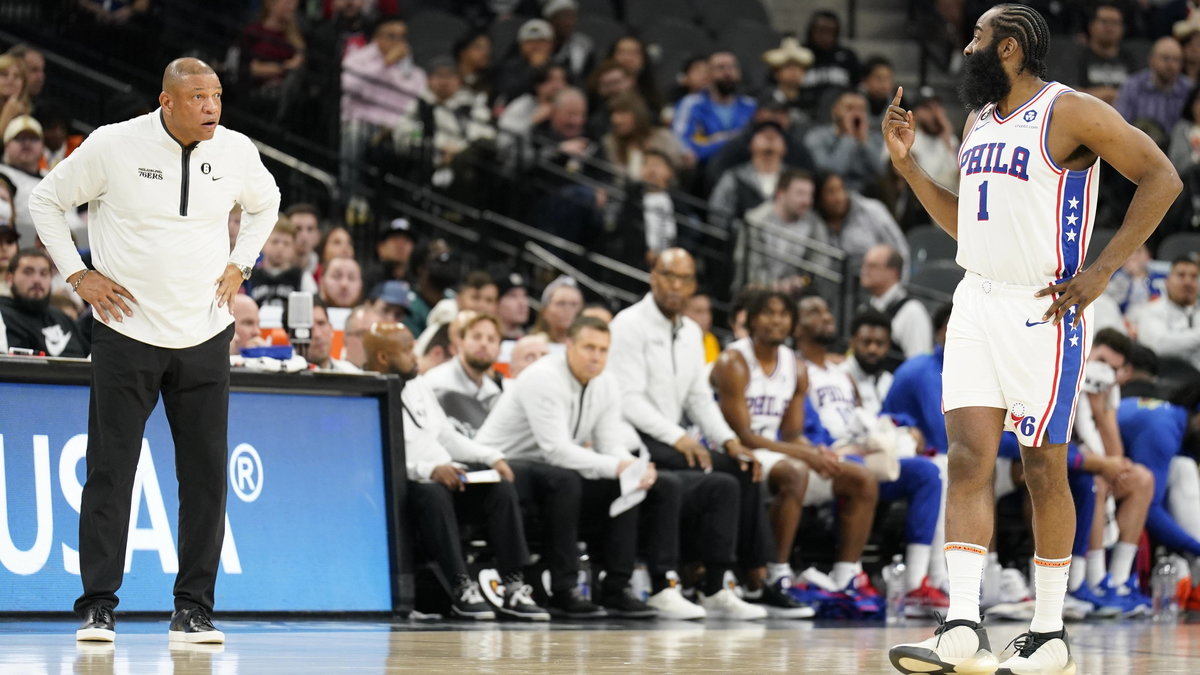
[698,588,768,620]
[995,628,1076,675]
[889,616,999,674]
[647,585,707,620]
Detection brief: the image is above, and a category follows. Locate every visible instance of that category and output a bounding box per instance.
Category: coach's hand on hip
[68,269,136,324]
[215,264,245,314]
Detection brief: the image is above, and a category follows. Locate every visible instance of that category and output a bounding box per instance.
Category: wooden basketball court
[2,617,1198,673]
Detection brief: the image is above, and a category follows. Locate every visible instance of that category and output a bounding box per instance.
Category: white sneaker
[647,586,706,620]
[989,568,1036,621]
[889,618,999,674]
[699,588,767,620]
[999,569,1032,603]
[996,628,1076,675]
[1061,593,1093,622]
[988,599,1036,622]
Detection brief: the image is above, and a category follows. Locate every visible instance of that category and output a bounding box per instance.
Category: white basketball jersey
[729,338,796,440]
[804,356,859,442]
[956,82,1099,286]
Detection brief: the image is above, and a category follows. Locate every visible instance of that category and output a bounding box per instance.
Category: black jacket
[0,296,90,357]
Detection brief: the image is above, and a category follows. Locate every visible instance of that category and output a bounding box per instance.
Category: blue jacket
[672,90,757,160]
[1118,396,1200,555]
[882,345,947,454]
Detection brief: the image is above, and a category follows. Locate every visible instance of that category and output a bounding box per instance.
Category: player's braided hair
[991,4,1050,78]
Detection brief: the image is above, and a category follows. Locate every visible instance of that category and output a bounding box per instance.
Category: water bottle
[577,542,592,600]
[883,554,907,624]
[1151,547,1179,622]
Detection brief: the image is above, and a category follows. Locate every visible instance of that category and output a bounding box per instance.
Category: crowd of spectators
[2,0,1200,624]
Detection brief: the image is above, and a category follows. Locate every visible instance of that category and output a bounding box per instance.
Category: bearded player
[883,4,1180,674]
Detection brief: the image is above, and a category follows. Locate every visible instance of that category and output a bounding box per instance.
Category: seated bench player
[362,322,550,621]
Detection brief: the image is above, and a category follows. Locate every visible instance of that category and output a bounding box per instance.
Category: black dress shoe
[547,588,607,618]
[76,604,116,642]
[168,607,225,644]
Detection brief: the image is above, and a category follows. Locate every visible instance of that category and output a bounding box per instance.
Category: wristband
[72,270,90,293]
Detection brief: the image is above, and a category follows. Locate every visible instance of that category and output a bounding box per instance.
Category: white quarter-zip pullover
[607,293,737,448]
[474,351,636,480]
[29,109,280,348]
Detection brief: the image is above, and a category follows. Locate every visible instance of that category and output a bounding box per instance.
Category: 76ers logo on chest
[1010,403,1037,437]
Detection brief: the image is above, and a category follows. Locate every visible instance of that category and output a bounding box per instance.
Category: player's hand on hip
[1035,267,1108,327]
[215,264,244,314]
[882,86,916,163]
[71,270,136,324]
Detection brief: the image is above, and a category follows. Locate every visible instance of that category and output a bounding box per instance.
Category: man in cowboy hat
[762,37,816,126]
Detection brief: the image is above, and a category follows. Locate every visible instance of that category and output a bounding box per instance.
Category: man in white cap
[0,115,45,245]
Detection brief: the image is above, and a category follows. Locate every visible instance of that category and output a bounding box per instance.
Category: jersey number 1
[977,181,990,221]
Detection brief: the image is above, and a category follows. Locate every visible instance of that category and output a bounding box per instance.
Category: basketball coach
[28,58,280,644]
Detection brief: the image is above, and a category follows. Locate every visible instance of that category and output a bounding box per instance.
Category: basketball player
[710,290,876,616]
[795,295,946,615]
[884,5,1181,673]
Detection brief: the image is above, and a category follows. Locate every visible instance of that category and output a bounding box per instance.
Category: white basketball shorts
[942,271,1093,447]
[754,449,834,506]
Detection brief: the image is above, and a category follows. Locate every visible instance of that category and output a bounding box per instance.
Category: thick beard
[855,353,884,375]
[713,79,737,97]
[465,355,494,373]
[13,292,50,314]
[958,43,1012,111]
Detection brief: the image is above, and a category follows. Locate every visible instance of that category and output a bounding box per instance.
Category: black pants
[640,470,740,577]
[510,460,639,596]
[75,322,234,615]
[641,433,774,569]
[406,469,530,581]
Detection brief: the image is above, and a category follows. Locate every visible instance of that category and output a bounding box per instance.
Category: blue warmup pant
[879,457,943,545]
[1143,464,1200,555]
[1147,503,1200,555]
[1067,469,1095,557]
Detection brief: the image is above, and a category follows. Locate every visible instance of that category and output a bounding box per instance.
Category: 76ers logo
[1010,403,1037,437]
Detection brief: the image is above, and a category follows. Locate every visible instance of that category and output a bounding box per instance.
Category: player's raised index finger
[891,86,903,108]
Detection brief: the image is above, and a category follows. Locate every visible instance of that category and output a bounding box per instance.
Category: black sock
[703,564,729,596]
[453,573,472,592]
[502,570,524,588]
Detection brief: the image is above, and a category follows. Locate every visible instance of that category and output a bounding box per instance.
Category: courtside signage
[0,383,391,611]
